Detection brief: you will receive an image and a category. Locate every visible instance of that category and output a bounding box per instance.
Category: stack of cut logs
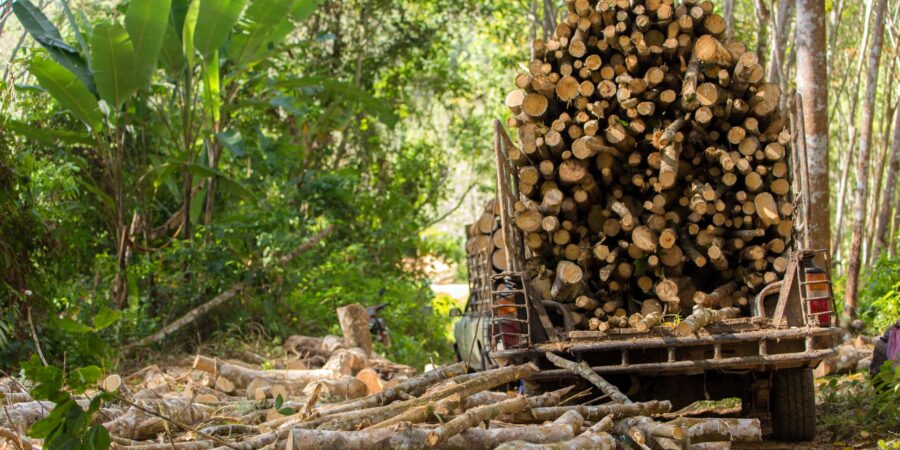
[1,309,762,449]
[504,0,793,333]
[467,200,507,273]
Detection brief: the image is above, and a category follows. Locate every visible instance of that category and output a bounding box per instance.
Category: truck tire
[770,367,816,441]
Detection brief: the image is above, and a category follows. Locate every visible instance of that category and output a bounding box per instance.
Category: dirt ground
[736,419,842,450]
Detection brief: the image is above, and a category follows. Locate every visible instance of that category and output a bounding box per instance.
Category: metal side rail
[491,326,841,377]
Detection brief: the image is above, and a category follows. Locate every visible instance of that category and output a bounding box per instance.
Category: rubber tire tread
[771,367,816,441]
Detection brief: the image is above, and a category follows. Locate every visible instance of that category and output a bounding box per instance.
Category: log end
[675,322,694,337]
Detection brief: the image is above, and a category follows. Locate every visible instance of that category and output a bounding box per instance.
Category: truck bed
[490,320,840,377]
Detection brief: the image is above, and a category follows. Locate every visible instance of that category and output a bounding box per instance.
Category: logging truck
[456,113,840,441]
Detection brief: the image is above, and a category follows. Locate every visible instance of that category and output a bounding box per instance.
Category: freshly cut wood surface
[493,0,793,334]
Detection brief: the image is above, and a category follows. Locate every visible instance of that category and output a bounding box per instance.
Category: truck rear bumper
[490,326,841,377]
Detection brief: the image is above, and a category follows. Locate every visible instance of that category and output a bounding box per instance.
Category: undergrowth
[817,362,900,448]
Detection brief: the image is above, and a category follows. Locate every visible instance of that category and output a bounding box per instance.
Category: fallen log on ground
[546,352,632,404]
[10,305,762,450]
[127,225,334,349]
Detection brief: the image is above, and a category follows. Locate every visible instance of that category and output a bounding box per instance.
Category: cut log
[495,415,615,450]
[193,355,341,390]
[551,261,585,301]
[355,368,384,395]
[337,304,373,357]
[104,398,211,440]
[695,35,732,64]
[513,400,672,422]
[316,362,466,417]
[693,282,738,308]
[671,417,762,443]
[303,376,368,402]
[426,397,530,446]
[310,363,539,431]
[675,307,741,337]
[634,311,661,332]
[545,353,631,404]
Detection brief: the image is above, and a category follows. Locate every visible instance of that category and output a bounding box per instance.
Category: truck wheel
[770,367,816,441]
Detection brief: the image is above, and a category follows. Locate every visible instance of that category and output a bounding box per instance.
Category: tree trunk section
[872,102,900,261]
[545,353,631,404]
[722,0,734,41]
[337,304,373,357]
[796,0,831,259]
[845,0,887,320]
[873,103,900,260]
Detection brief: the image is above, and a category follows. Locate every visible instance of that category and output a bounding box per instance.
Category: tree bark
[845,0,888,320]
[827,0,847,64]
[310,364,538,432]
[795,0,831,258]
[767,0,795,93]
[545,353,631,404]
[722,0,734,41]
[866,88,897,262]
[752,0,770,68]
[831,0,874,258]
[671,418,762,443]
[675,307,741,337]
[426,397,530,447]
[511,400,671,423]
[496,417,616,450]
[337,304,373,357]
[284,419,580,450]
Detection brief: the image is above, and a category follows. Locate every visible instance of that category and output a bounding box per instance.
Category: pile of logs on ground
[504,0,795,333]
[1,307,762,449]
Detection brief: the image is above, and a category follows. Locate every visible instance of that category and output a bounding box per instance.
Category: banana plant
[12,0,321,305]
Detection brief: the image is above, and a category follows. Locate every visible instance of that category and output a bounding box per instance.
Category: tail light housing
[496,294,525,348]
[804,266,832,327]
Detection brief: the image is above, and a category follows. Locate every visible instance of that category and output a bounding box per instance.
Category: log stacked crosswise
[505,0,792,332]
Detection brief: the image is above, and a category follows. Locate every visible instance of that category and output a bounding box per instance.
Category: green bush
[818,362,900,444]
[833,254,900,333]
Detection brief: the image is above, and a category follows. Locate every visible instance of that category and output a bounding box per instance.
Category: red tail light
[805,270,832,327]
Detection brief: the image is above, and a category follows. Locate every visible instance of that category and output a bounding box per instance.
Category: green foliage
[273,394,295,415]
[858,256,900,332]
[836,255,900,332]
[819,363,900,444]
[12,0,96,92]
[90,22,137,109]
[23,354,113,450]
[2,0,504,374]
[26,52,102,131]
[193,0,247,57]
[125,0,173,89]
[19,307,119,450]
[227,0,301,68]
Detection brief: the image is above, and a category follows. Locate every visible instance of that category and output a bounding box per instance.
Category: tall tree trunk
[865,61,896,263]
[542,0,556,42]
[827,0,846,62]
[723,0,735,41]
[867,17,899,260]
[831,0,875,259]
[529,0,539,43]
[768,0,795,102]
[845,0,888,320]
[796,0,831,257]
[753,0,770,68]
[892,185,900,257]
[874,102,900,260]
